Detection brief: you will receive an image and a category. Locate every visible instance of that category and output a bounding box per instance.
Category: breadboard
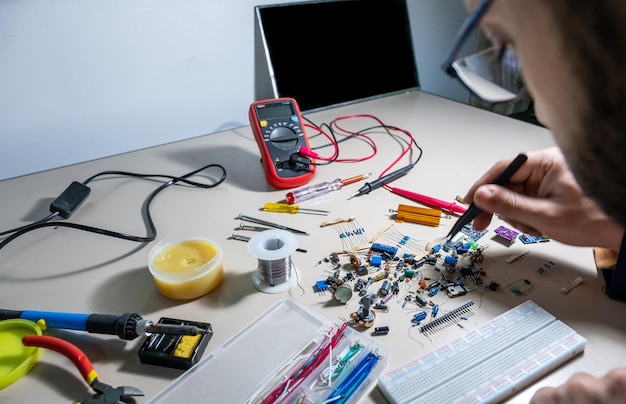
[378,300,586,404]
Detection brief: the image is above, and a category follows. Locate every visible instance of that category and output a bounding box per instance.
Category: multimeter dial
[268,125,300,150]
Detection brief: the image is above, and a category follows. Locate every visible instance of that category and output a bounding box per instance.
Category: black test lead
[348,164,414,200]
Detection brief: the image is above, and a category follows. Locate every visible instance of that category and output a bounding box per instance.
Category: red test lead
[388,187,467,215]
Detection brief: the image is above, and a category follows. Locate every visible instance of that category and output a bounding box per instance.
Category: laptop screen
[256,0,419,112]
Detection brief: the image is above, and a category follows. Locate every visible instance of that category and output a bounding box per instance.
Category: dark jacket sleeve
[607,233,626,301]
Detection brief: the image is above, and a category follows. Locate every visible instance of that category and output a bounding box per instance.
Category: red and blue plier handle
[23,335,99,386]
[22,335,143,403]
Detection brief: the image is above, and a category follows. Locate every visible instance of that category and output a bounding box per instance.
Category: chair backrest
[254,0,420,112]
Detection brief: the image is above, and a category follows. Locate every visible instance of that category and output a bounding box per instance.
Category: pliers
[22,335,144,403]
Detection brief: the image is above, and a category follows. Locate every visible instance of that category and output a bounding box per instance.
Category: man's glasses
[442,0,527,104]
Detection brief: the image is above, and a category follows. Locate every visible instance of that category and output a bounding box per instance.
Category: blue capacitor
[412,311,427,323]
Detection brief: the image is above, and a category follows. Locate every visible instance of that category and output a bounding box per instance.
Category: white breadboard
[378,300,587,404]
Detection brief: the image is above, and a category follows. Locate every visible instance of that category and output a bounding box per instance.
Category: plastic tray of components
[148,298,389,404]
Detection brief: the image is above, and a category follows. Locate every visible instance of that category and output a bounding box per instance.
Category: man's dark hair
[549,1,626,227]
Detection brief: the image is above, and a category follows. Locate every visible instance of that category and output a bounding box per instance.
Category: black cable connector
[49,181,91,219]
[0,164,227,253]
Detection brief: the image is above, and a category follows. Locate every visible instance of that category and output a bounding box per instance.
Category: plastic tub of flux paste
[149,236,224,300]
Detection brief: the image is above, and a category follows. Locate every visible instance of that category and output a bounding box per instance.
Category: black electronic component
[138,317,213,370]
[49,181,91,219]
[369,243,398,260]
[356,265,369,276]
[488,281,500,291]
[415,293,428,307]
[373,326,390,336]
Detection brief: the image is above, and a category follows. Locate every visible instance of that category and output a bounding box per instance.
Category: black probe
[348,164,414,200]
[444,153,528,243]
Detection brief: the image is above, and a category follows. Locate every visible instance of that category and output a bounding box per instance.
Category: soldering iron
[0,309,208,340]
[348,164,414,200]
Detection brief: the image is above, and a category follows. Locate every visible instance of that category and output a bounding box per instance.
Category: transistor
[315,280,329,294]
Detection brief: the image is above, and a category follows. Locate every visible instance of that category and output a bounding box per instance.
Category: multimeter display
[249,98,315,189]
[256,103,295,120]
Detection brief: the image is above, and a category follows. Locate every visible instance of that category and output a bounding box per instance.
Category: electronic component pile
[314,222,490,333]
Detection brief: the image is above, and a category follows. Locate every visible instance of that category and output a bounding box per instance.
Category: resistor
[373,270,388,282]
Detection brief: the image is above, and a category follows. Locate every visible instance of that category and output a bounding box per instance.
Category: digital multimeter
[249,98,315,189]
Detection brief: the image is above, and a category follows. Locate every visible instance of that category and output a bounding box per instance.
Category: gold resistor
[373,270,388,282]
[393,204,442,227]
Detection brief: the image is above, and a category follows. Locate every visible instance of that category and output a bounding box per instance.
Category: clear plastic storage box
[148,298,389,403]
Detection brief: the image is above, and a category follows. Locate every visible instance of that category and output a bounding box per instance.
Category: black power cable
[0,163,227,252]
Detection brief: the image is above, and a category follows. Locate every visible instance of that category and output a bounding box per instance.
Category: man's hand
[531,369,626,403]
[464,147,624,250]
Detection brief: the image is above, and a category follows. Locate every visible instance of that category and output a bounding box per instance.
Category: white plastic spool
[247,229,300,293]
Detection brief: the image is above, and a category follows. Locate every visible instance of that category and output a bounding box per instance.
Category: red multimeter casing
[249,98,316,189]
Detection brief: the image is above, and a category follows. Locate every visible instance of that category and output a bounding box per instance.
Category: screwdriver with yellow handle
[262,202,330,216]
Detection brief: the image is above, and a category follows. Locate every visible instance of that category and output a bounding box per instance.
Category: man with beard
[443,0,626,402]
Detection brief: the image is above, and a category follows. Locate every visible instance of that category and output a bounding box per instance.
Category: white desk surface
[1,91,625,403]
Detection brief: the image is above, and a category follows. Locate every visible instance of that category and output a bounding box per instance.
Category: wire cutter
[22,335,144,403]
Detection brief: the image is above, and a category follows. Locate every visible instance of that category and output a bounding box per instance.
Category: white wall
[0,0,473,180]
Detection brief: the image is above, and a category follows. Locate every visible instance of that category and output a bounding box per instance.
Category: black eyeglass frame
[441,0,495,77]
